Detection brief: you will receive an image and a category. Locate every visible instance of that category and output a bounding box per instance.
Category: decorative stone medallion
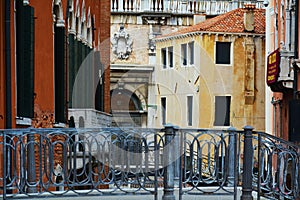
[111,25,133,59]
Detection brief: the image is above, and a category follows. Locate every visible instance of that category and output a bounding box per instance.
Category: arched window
[79,116,85,128]
[68,0,76,34]
[86,7,92,48]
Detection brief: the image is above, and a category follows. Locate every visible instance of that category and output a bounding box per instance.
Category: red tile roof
[159,5,265,39]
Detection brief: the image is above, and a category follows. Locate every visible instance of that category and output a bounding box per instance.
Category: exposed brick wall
[99,0,111,113]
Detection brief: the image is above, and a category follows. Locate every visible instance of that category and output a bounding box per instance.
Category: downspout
[65,0,70,124]
[5,0,12,128]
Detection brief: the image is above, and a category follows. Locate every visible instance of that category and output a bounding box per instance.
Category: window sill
[16,117,32,126]
[215,63,232,66]
[53,122,67,128]
[181,65,195,67]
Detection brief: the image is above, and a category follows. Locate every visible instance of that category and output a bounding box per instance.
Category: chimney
[244,4,256,32]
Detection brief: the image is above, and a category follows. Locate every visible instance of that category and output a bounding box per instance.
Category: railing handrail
[0,126,299,199]
[111,0,265,15]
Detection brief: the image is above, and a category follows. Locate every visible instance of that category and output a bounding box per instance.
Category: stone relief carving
[111,25,133,59]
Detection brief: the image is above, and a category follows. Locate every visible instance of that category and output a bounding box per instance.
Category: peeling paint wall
[155,33,266,130]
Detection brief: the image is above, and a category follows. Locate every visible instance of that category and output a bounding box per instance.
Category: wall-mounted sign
[266,48,280,86]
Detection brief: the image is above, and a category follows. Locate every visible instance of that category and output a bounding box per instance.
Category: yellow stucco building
[153,5,266,130]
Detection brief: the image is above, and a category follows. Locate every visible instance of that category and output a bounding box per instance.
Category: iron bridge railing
[0,124,299,199]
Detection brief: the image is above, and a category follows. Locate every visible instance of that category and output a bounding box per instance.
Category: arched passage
[110,89,145,127]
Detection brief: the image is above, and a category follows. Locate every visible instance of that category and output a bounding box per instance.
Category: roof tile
[160,6,265,38]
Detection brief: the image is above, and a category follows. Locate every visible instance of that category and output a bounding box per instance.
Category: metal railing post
[27,133,37,193]
[241,126,254,200]
[173,126,180,188]
[163,123,176,200]
[227,126,236,187]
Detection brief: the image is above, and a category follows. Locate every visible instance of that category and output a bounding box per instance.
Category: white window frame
[215,41,232,65]
[181,42,195,67]
[161,46,174,69]
[187,95,193,126]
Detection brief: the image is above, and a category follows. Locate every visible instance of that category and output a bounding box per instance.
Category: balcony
[111,0,265,16]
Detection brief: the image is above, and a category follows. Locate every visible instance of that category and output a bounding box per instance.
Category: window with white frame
[161,97,166,125]
[216,42,231,65]
[161,47,173,69]
[181,42,194,66]
[214,96,231,126]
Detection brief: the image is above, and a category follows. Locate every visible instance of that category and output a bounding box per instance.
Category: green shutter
[16,2,34,118]
[54,26,66,123]
[68,34,75,108]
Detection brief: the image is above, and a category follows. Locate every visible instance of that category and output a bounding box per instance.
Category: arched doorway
[110,89,145,127]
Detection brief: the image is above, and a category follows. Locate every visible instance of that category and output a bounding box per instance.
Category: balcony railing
[0,125,299,199]
[111,0,265,15]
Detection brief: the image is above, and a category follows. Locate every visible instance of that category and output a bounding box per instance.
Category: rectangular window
[187,96,193,126]
[162,48,167,69]
[216,42,231,64]
[181,43,187,66]
[188,42,194,65]
[161,97,166,125]
[168,47,173,68]
[16,3,35,118]
[54,26,66,123]
[214,96,231,126]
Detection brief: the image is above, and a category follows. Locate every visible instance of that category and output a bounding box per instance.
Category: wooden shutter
[68,34,75,108]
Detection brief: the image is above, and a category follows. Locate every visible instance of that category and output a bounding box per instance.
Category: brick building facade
[0,0,111,130]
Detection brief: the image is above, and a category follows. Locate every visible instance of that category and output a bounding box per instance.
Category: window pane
[54,26,66,123]
[16,4,35,118]
[181,44,187,66]
[162,48,167,69]
[168,47,173,68]
[188,42,194,65]
[161,97,166,125]
[187,96,193,126]
[214,96,231,126]
[216,42,231,64]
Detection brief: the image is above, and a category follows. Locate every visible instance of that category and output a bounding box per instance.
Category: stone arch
[81,0,87,43]
[86,7,92,47]
[53,0,65,27]
[75,0,82,40]
[110,84,147,111]
[68,0,76,34]
[110,89,142,111]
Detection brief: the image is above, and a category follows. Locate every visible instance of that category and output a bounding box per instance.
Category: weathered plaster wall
[155,33,265,130]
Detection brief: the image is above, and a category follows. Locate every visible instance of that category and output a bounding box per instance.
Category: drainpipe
[271,97,282,137]
[4,0,12,196]
[5,0,12,128]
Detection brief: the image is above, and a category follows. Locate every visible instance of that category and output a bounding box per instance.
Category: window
[216,42,231,64]
[161,47,173,69]
[181,43,187,66]
[54,24,66,123]
[161,97,166,125]
[214,96,231,126]
[16,2,35,118]
[168,47,173,68]
[181,42,194,66]
[162,48,167,69]
[188,42,194,65]
[187,96,193,126]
